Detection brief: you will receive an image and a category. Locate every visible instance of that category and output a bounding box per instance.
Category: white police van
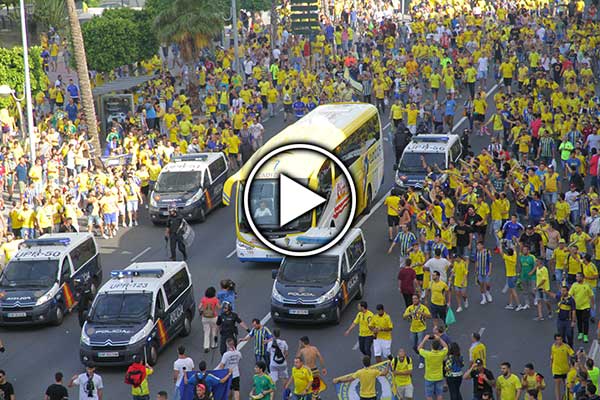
[80,261,195,366]
[0,233,102,326]
[149,153,229,224]
[395,134,462,190]
[271,229,367,324]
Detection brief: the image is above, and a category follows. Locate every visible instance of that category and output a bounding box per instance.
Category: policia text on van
[271,229,367,324]
[0,234,102,326]
[80,262,195,366]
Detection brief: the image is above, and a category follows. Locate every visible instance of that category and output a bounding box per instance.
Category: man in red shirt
[398,259,418,308]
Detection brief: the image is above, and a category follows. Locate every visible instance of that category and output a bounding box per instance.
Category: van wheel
[180,312,192,337]
[364,186,373,214]
[198,206,206,223]
[51,305,65,326]
[356,279,365,300]
[147,342,159,366]
[333,306,341,325]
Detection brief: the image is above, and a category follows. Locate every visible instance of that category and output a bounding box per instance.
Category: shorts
[373,338,392,357]
[477,70,486,79]
[430,304,447,320]
[88,215,102,226]
[141,185,149,196]
[118,203,125,214]
[506,276,517,289]
[127,200,139,212]
[454,286,467,294]
[269,364,288,381]
[388,215,400,227]
[478,275,490,283]
[554,373,567,380]
[395,383,414,399]
[474,113,485,122]
[103,212,117,225]
[503,77,512,86]
[284,103,293,112]
[231,377,240,391]
[535,289,548,301]
[424,379,444,398]
[416,274,424,282]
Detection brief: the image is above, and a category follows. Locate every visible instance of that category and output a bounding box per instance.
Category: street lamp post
[18,0,36,163]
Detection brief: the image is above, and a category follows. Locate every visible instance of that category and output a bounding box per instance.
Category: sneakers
[578,333,584,340]
[456,306,463,313]
[584,335,589,343]
[485,292,493,302]
[515,304,524,311]
[102,234,109,239]
[480,298,487,305]
[505,304,515,310]
[522,304,530,310]
[464,299,469,308]
[134,220,139,226]
[418,363,424,369]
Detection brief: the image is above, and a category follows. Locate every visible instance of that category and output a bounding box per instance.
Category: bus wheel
[147,342,159,366]
[364,187,373,214]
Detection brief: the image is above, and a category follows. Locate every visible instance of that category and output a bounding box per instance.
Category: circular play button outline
[243,143,357,257]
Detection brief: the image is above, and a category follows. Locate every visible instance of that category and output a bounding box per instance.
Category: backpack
[202,298,217,318]
[272,340,286,365]
[392,355,411,371]
[124,363,146,388]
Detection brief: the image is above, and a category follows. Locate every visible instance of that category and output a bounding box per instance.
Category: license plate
[6,312,26,318]
[289,309,309,315]
[97,351,120,358]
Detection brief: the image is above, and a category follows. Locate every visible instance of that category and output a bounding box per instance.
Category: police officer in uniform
[165,205,187,261]
[216,302,249,355]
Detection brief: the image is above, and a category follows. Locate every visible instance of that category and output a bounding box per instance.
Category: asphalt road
[0,79,565,400]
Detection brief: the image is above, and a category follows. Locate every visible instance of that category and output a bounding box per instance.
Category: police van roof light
[172,154,208,162]
[413,136,450,142]
[23,238,71,247]
[110,269,165,279]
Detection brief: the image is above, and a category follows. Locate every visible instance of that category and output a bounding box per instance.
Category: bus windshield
[245,179,312,232]
[155,171,202,193]
[279,256,339,284]
[90,293,152,324]
[0,260,58,288]
[398,153,446,173]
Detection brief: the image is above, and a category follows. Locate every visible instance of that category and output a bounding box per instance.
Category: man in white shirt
[218,338,242,400]
[173,345,195,400]
[424,249,451,284]
[69,365,103,400]
[266,328,289,383]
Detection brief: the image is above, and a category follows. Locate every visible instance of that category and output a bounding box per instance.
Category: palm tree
[65,0,101,161]
[154,0,227,61]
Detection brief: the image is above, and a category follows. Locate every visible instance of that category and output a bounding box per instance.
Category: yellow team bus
[223,103,384,262]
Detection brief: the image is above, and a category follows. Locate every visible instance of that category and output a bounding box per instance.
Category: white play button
[279,174,326,227]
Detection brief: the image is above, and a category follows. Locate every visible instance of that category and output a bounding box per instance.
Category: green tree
[240,0,270,11]
[0,46,45,109]
[81,14,138,72]
[31,0,68,32]
[101,8,158,61]
[154,0,226,60]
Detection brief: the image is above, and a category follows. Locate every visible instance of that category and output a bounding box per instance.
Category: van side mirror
[156,310,166,320]
[271,269,278,279]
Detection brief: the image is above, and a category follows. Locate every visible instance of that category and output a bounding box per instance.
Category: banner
[334,361,393,400]
[180,369,231,400]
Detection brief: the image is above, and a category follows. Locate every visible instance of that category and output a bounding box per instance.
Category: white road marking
[130,246,152,262]
[353,341,359,351]
[226,249,237,258]
[478,327,486,337]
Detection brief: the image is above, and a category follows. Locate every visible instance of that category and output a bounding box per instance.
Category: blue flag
[180,369,231,400]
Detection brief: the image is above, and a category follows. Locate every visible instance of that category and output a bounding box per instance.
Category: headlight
[316,281,340,303]
[185,190,203,206]
[128,329,147,345]
[271,284,285,303]
[35,292,53,306]
[81,327,91,345]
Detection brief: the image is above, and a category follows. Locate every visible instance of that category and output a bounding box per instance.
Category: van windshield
[90,293,152,324]
[279,256,339,284]
[0,260,58,288]
[398,153,446,173]
[155,171,202,193]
